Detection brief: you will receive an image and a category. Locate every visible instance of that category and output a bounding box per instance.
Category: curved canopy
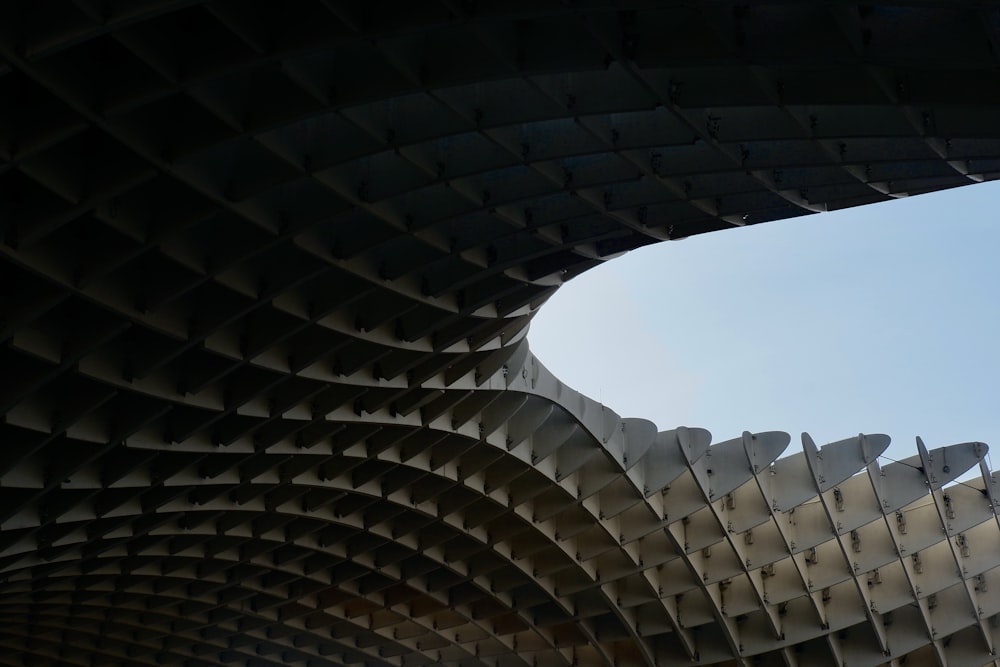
[2,3,1000,667]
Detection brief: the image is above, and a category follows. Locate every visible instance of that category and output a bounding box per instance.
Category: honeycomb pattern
[3,2,1000,666]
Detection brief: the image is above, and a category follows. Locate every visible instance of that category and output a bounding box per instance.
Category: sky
[528,180,1000,470]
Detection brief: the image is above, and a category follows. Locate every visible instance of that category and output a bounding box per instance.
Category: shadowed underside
[3,2,1000,666]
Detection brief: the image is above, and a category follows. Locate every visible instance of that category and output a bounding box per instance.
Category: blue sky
[528,180,1000,468]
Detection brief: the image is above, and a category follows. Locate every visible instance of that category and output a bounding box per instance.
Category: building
[2,2,1000,666]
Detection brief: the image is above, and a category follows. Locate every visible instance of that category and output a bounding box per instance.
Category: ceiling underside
[2,2,1000,666]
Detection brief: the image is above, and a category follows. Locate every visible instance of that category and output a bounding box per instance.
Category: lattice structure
[2,2,1000,666]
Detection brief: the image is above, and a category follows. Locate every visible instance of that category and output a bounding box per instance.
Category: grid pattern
[3,2,1000,666]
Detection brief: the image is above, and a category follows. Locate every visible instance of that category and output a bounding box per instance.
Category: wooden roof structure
[3,2,1000,666]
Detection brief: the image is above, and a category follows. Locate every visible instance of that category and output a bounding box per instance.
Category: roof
[2,3,1000,666]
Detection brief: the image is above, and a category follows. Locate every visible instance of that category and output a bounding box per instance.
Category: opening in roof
[528,180,1000,465]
